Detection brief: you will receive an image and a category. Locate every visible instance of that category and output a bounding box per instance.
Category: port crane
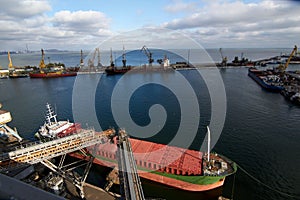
[277,45,298,72]
[39,49,46,69]
[7,51,14,70]
[141,45,154,66]
[219,48,227,67]
[87,48,102,72]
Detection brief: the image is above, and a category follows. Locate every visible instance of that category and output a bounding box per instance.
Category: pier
[0,128,147,199]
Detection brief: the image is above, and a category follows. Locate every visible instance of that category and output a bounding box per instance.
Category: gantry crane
[141,45,154,66]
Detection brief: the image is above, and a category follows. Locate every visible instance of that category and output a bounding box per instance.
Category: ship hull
[29,72,77,78]
[9,74,28,78]
[105,67,131,75]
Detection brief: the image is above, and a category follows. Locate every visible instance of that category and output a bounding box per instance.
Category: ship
[29,49,77,78]
[7,51,29,78]
[36,103,237,192]
[29,71,77,78]
[105,47,132,75]
[8,70,28,78]
[71,136,236,192]
[248,67,284,92]
[34,103,79,139]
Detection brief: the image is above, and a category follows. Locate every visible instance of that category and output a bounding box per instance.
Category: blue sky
[0,0,300,51]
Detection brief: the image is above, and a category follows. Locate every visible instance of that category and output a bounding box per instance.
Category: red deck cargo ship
[36,104,237,192]
[70,136,237,192]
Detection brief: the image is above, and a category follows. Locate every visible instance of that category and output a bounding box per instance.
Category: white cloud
[0,0,51,19]
[162,0,300,47]
[52,10,111,35]
[0,1,113,51]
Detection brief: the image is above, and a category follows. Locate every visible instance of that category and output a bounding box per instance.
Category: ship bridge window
[144,162,147,167]
[148,163,151,168]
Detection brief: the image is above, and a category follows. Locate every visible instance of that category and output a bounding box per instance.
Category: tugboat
[34,103,79,139]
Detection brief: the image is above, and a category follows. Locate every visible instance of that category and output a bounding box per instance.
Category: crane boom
[278,45,297,72]
[39,49,46,69]
[141,45,154,66]
[7,51,14,69]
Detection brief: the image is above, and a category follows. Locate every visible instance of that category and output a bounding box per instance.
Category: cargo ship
[248,67,284,92]
[105,47,132,75]
[71,137,236,192]
[29,49,77,78]
[29,71,77,78]
[35,104,236,192]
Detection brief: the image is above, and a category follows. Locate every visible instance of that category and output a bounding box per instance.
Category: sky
[0,0,300,51]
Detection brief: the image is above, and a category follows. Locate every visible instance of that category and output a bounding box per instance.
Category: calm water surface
[0,50,299,200]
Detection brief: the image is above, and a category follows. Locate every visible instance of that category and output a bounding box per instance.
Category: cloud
[0,1,113,51]
[161,0,300,47]
[52,10,111,35]
[0,0,51,19]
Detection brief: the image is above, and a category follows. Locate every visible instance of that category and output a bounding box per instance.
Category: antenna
[207,126,211,162]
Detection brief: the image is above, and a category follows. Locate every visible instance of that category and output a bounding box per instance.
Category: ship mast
[110,48,114,67]
[122,45,126,67]
[207,126,211,162]
[46,103,57,125]
[80,49,84,67]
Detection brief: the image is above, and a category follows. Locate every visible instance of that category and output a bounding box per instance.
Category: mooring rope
[235,163,300,199]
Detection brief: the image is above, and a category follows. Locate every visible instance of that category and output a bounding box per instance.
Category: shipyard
[0,45,300,200]
[1,1,300,200]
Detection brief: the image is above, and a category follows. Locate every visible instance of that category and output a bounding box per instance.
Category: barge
[248,67,284,92]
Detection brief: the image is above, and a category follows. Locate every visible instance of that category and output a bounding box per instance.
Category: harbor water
[0,49,299,200]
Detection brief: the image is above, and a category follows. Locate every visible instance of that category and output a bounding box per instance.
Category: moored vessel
[105,47,132,75]
[70,127,237,192]
[34,103,79,139]
[29,71,77,78]
[35,103,237,192]
[29,49,77,78]
[248,67,284,92]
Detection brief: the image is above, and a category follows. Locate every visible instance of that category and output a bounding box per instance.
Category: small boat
[9,72,28,78]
